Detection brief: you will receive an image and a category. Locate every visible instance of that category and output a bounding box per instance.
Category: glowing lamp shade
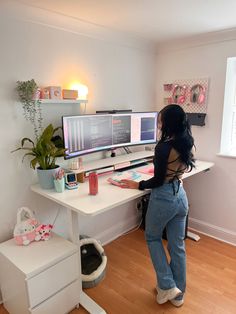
[69,83,88,100]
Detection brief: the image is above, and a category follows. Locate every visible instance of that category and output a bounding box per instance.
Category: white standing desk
[31,158,214,314]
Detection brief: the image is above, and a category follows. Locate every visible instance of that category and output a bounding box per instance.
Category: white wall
[0,1,156,244]
[156,37,236,245]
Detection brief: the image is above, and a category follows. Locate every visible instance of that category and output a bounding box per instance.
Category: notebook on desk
[107,170,141,187]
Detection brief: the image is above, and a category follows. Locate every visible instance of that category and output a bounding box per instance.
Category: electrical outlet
[136,200,142,211]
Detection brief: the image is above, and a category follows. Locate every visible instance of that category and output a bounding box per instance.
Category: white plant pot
[37,166,60,189]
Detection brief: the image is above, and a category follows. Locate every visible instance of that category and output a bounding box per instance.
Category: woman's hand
[120,179,139,189]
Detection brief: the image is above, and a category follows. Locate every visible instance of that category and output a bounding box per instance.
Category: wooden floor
[1,229,236,314]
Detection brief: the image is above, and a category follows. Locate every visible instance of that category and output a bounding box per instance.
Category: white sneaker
[170,298,184,307]
[156,287,182,304]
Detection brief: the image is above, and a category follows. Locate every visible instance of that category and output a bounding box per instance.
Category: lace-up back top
[138,140,188,190]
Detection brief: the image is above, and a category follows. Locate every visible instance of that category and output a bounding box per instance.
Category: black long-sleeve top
[138,140,185,190]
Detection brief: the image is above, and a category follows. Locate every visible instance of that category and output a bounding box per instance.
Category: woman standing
[121,104,195,307]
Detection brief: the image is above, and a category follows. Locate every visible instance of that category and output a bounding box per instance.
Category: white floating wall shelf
[40,99,88,104]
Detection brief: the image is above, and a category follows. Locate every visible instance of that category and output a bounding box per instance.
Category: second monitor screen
[63,112,157,158]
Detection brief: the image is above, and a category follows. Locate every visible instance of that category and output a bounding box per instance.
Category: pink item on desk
[89,172,98,195]
[137,165,154,175]
[107,177,125,187]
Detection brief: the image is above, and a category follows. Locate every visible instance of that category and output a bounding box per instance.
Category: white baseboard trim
[95,213,142,246]
[94,215,236,247]
[189,217,236,246]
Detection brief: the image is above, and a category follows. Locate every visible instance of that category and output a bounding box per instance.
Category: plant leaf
[31,157,38,169]
[21,137,35,147]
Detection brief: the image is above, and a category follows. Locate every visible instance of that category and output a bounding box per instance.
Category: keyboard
[107,170,141,187]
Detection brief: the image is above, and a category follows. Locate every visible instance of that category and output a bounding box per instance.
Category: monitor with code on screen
[62,112,158,159]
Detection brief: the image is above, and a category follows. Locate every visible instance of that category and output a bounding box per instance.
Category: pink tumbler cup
[89,172,98,195]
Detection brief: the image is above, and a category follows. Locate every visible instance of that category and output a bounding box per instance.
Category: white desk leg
[67,209,107,314]
[80,291,106,314]
[187,230,200,241]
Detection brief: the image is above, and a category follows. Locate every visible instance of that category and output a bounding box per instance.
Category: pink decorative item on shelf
[43,86,62,99]
[163,83,173,91]
[40,87,50,99]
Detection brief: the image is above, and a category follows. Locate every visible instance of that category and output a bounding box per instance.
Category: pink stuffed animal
[14,207,41,245]
[36,224,53,241]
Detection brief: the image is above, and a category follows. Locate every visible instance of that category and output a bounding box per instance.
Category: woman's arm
[138,142,170,190]
[121,142,171,190]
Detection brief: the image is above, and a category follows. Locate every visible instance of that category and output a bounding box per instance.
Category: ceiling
[19,0,236,43]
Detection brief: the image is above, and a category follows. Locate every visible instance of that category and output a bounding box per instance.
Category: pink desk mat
[136,165,154,175]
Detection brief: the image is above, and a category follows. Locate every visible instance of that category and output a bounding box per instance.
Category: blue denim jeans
[145,181,188,295]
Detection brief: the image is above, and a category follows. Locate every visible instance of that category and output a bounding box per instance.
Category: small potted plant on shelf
[16,79,42,139]
[12,124,67,189]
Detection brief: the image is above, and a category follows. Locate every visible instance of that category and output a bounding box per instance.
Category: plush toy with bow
[36,224,53,241]
[14,207,41,245]
[14,207,53,245]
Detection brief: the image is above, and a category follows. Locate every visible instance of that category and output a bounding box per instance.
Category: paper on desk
[136,165,154,175]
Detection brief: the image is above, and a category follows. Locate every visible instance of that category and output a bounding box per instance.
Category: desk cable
[119,217,143,238]
[52,208,61,226]
[32,207,61,226]
[117,199,144,238]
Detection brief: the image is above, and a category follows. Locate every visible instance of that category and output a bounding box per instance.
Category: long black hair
[159,104,195,170]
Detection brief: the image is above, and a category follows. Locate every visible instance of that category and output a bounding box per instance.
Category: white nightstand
[0,234,81,314]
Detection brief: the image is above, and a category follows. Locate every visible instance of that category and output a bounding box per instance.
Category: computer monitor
[62,112,158,159]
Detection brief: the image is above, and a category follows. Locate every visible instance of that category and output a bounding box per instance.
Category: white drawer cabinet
[31,280,80,314]
[0,234,81,314]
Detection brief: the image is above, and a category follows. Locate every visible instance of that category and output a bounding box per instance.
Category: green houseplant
[16,79,42,139]
[13,124,66,189]
[12,124,66,189]
[13,124,66,170]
